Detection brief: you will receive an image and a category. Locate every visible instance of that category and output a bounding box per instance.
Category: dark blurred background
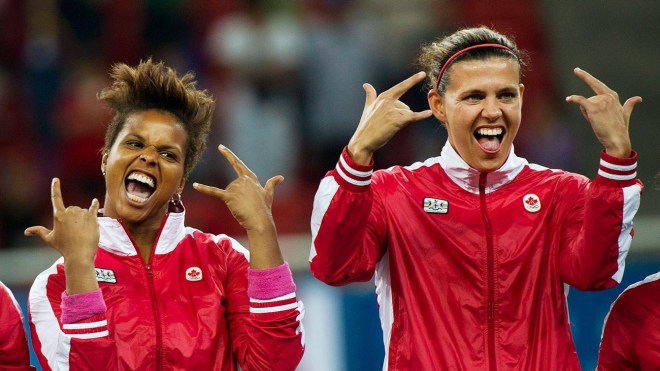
[0,1,658,370]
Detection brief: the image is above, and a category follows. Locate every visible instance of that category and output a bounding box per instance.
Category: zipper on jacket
[118,217,168,370]
[479,173,497,371]
[146,264,164,370]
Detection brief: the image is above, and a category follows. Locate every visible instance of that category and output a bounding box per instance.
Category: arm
[310,73,432,285]
[0,282,35,370]
[224,242,304,371]
[309,148,387,285]
[194,146,304,369]
[25,179,115,370]
[558,154,642,290]
[560,69,643,290]
[29,263,115,371]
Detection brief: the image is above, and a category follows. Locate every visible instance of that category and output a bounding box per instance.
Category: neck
[124,221,161,263]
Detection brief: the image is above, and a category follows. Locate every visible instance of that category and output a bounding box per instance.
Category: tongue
[127,180,153,199]
[477,136,501,152]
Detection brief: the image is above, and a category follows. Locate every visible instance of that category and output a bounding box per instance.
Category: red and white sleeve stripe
[249,292,299,314]
[333,147,374,188]
[597,150,637,182]
[61,313,109,339]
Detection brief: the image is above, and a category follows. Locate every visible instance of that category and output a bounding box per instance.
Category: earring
[101,166,106,176]
[169,192,184,212]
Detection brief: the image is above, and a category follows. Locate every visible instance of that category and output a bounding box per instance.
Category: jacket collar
[438,140,527,194]
[97,209,187,256]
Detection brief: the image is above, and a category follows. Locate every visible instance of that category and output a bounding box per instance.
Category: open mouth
[125,171,156,203]
[474,127,505,153]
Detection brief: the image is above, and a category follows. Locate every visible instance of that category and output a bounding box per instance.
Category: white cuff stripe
[598,169,637,180]
[339,155,373,177]
[251,292,296,303]
[600,158,637,172]
[336,166,371,186]
[69,330,109,339]
[250,302,298,313]
[62,320,108,330]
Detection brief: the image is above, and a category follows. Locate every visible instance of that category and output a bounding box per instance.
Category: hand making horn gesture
[24,178,100,293]
[193,145,284,268]
[25,178,100,261]
[194,145,282,231]
[565,68,642,158]
[347,72,433,165]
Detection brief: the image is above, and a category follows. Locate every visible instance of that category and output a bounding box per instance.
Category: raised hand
[347,72,433,165]
[193,145,281,231]
[565,68,642,158]
[24,178,100,294]
[193,145,284,268]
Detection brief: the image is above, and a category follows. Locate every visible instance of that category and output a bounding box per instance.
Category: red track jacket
[598,271,660,370]
[29,209,304,370]
[0,281,34,370]
[310,142,642,370]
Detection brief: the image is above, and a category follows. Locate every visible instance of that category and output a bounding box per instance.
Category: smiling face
[101,109,188,227]
[429,57,524,172]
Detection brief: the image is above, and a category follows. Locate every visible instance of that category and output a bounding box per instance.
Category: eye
[465,93,484,102]
[499,91,517,101]
[126,140,143,149]
[160,151,178,161]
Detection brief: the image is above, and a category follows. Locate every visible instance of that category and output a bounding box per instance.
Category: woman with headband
[309,26,643,369]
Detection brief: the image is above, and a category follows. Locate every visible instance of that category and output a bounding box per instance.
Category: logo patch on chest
[95,268,117,283]
[423,197,449,214]
[523,193,541,213]
[186,267,203,281]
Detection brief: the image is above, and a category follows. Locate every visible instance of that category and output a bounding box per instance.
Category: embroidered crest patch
[95,268,117,283]
[186,267,203,282]
[423,197,449,214]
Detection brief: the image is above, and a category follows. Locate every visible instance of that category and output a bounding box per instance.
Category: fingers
[51,178,65,214]
[217,145,257,179]
[89,198,100,215]
[382,71,426,100]
[192,182,227,201]
[408,109,434,122]
[572,68,615,96]
[622,96,643,118]
[565,94,588,107]
[264,175,284,196]
[363,83,377,108]
[24,226,50,240]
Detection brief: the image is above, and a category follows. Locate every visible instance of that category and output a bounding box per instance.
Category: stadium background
[0,1,658,369]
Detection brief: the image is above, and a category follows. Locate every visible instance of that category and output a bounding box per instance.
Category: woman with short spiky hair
[26,59,304,370]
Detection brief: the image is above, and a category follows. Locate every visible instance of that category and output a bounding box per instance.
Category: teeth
[127,193,148,203]
[476,128,503,136]
[127,172,155,188]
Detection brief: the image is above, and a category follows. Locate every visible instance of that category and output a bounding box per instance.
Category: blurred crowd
[0,0,579,248]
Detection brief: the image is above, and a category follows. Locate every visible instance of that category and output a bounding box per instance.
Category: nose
[139,146,158,166]
[482,99,502,121]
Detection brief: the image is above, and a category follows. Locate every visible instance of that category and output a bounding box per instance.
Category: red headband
[435,44,515,91]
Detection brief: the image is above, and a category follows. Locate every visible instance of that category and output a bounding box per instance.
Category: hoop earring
[169,192,184,212]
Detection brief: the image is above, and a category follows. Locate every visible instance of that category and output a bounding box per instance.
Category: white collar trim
[438,140,527,194]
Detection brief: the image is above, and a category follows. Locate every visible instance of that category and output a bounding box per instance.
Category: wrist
[603,137,631,158]
[347,142,373,165]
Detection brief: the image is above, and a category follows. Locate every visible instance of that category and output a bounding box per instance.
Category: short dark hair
[98,58,214,178]
[416,26,528,95]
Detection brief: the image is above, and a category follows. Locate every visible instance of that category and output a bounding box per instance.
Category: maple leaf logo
[185,267,203,281]
[525,196,538,206]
